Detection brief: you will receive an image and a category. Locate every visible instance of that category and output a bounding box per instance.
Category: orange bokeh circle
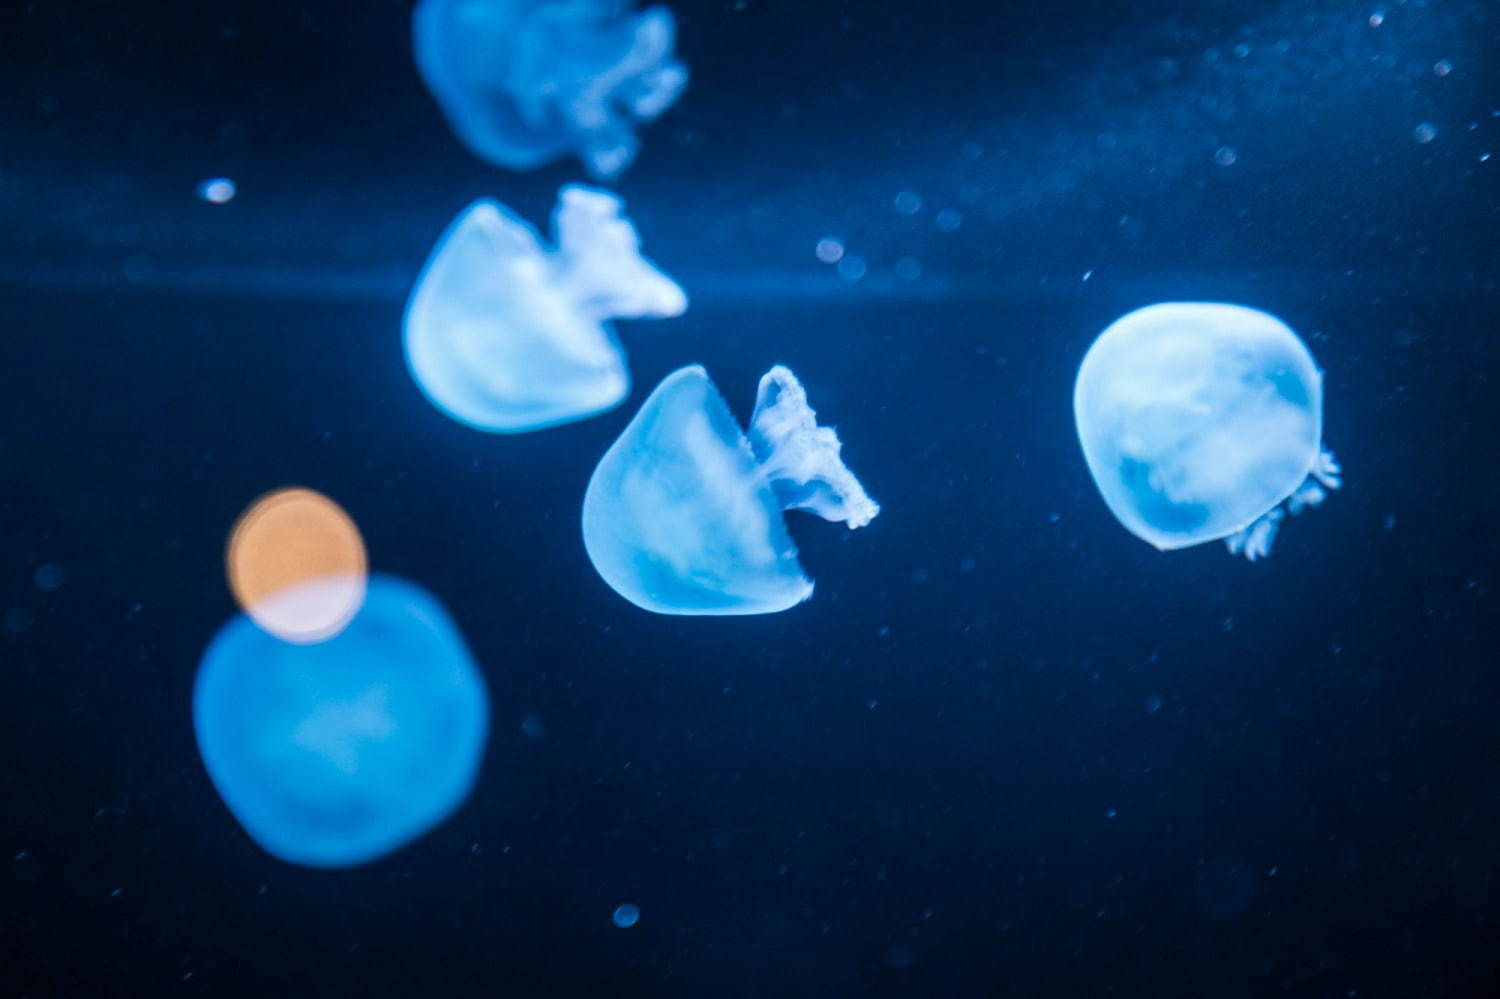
[225,488,368,643]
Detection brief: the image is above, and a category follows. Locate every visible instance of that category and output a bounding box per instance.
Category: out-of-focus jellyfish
[194,575,489,868]
[412,0,687,180]
[1074,302,1341,561]
[226,488,368,643]
[582,365,879,615]
[405,184,686,433]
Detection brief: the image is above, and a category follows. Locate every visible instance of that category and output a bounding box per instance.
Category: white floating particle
[197,177,236,204]
[1413,122,1437,144]
[815,237,845,264]
[1433,60,1452,77]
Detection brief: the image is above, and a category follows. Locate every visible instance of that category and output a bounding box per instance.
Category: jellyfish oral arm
[748,366,880,530]
[1224,447,1341,560]
[551,185,688,321]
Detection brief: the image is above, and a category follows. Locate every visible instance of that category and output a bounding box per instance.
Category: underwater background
[2,0,1499,995]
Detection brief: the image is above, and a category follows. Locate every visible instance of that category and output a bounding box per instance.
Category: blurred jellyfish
[405,184,686,433]
[1074,302,1341,561]
[612,903,640,927]
[412,0,687,180]
[582,365,879,615]
[194,576,489,867]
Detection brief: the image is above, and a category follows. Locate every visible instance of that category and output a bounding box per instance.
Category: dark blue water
[3,1,1498,995]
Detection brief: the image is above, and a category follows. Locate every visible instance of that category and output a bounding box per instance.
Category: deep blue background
[2,1,1498,996]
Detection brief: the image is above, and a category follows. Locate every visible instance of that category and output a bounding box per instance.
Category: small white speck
[815,237,844,264]
[1368,11,1385,28]
[1082,269,1093,281]
[197,177,236,204]
[1433,59,1452,77]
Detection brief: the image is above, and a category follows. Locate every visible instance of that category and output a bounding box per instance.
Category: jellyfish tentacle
[1311,448,1342,490]
[1224,507,1284,561]
[550,185,687,321]
[748,366,880,529]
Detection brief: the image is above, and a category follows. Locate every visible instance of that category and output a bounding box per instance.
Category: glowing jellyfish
[412,0,687,180]
[582,365,879,615]
[1074,302,1342,561]
[405,184,686,433]
[194,575,489,867]
[226,488,368,643]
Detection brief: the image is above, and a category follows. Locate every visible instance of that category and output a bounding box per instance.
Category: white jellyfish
[404,184,687,433]
[412,0,687,180]
[1074,302,1341,560]
[582,365,879,615]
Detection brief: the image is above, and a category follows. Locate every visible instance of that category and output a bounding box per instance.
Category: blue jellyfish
[582,365,879,615]
[1074,302,1342,560]
[193,575,490,867]
[412,0,687,180]
[612,903,640,928]
[404,184,686,433]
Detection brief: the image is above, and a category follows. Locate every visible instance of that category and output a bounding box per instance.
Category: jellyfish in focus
[1074,302,1341,560]
[583,365,879,615]
[194,575,490,867]
[404,184,686,433]
[412,0,687,180]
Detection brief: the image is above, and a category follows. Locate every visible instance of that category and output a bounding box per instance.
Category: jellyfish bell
[582,364,879,615]
[404,184,685,433]
[193,575,490,868]
[1074,302,1341,560]
[412,0,688,180]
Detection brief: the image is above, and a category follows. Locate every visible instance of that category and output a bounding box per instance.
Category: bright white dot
[1082,269,1093,282]
[1481,152,1492,162]
[836,254,867,282]
[1413,122,1437,144]
[1368,11,1385,27]
[197,177,236,204]
[1215,146,1238,166]
[893,190,922,216]
[612,903,640,928]
[1433,60,1452,77]
[815,237,845,264]
[895,256,922,280]
[935,209,962,232]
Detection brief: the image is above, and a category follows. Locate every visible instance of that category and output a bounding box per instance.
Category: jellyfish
[412,0,688,180]
[404,184,686,433]
[1074,302,1342,561]
[193,575,490,867]
[582,364,879,615]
